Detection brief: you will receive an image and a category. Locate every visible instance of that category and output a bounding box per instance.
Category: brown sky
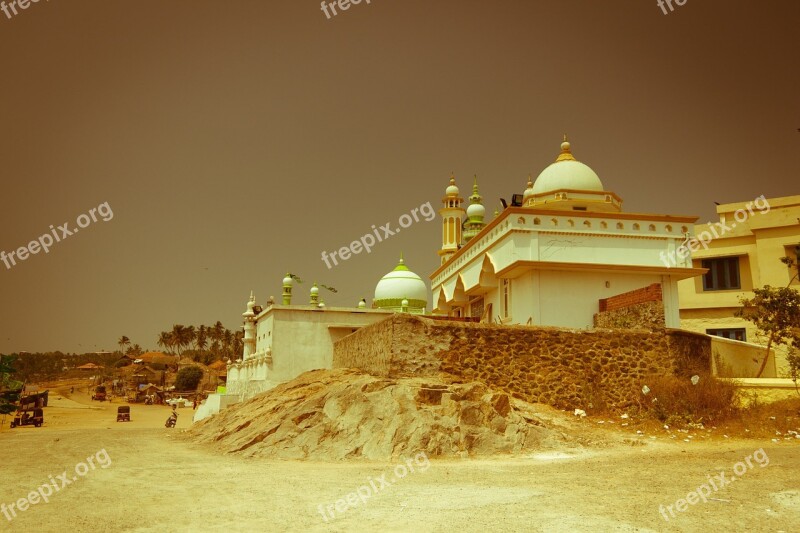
[1,0,798,354]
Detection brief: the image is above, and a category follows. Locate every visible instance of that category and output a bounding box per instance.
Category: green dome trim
[373,298,427,309]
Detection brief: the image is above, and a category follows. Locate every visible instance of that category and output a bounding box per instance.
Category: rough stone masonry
[333,314,710,411]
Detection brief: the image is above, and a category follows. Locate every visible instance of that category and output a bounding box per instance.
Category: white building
[431,137,705,328]
[195,261,429,421]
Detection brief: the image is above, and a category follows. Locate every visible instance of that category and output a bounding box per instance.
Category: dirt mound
[186,369,605,460]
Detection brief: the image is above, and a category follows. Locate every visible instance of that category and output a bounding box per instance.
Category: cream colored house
[431,138,705,329]
[678,195,800,375]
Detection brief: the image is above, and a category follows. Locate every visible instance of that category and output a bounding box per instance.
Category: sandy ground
[1,384,798,533]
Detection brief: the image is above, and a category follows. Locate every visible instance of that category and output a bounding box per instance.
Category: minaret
[242,291,256,360]
[438,174,465,265]
[522,175,534,207]
[310,283,319,305]
[282,273,293,305]
[463,175,486,243]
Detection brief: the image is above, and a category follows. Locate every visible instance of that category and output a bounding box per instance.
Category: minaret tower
[242,291,256,360]
[438,174,465,265]
[282,273,293,305]
[463,175,486,243]
[522,174,535,207]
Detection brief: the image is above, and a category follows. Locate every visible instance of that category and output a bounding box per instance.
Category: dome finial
[445,173,460,197]
[399,251,404,264]
[556,135,575,162]
[523,174,535,202]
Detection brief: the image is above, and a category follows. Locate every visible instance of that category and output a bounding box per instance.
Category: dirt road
[1,391,798,532]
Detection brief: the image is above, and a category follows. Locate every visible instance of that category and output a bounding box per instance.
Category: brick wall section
[593,301,665,330]
[333,315,710,411]
[599,283,663,312]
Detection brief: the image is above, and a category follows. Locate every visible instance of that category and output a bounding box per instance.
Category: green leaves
[736,257,800,377]
[1,355,22,415]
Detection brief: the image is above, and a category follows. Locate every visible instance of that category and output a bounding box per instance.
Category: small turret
[282,273,293,305]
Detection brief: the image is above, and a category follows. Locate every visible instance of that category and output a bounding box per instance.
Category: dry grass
[633,372,740,426]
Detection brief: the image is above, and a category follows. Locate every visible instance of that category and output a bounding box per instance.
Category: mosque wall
[333,314,711,411]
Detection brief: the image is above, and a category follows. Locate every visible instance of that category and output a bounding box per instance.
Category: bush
[174,366,204,391]
[637,373,739,426]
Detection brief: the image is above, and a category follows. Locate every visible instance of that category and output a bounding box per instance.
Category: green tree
[126,344,144,357]
[157,331,173,354]
[174,366,204,391]
[1,355,23,415]
[118,336,131,356]
[736,257,800,378]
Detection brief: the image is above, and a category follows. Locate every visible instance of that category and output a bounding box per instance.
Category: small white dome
[374,257,428,304]
[467,202,485,219]
[283,274,293,285]
[523,176,535,200]
[445,175,459,197]
[532,139,604,195]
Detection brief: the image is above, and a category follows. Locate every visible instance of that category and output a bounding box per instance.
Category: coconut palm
[157,331,170,354]
[118,336,130,356]
[196,325,208,352]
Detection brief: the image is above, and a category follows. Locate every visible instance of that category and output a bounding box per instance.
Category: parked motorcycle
[165,411,178,428]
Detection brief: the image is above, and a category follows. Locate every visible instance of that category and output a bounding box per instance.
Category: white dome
[467,202,485,219]
[523,176,535,201]
[532,140,603,195]
[374,258,428,304]
[445,175,459,197]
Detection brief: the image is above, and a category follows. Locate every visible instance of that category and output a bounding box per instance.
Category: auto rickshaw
[10,408,44,428]
[116,405,131,422]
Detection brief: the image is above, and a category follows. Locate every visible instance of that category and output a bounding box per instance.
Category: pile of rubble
[187,369,596,460]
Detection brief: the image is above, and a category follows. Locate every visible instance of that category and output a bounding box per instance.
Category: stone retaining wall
[333,315,710,411]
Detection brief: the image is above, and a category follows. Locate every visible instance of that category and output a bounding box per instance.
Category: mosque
[196,136,708,421]
[431,137,704,329]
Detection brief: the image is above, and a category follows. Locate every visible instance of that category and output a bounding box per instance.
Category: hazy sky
[1,0,798,354]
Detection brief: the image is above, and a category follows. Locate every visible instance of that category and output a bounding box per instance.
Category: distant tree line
[4,351,121,383]
[154,322,243,365]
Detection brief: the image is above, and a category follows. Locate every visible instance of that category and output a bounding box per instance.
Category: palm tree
[118,336,130,356]
[196,325,208,352]
[222,329,233,358]
[126,344,144,357]
[157,331,173,354]
[231,330,244,358]
[210,321,225,357]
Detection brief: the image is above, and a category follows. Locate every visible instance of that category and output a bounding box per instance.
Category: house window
[702,257,741,290]
[706,328,746,342]
[469,297,484,318]
[502,279,511,318]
